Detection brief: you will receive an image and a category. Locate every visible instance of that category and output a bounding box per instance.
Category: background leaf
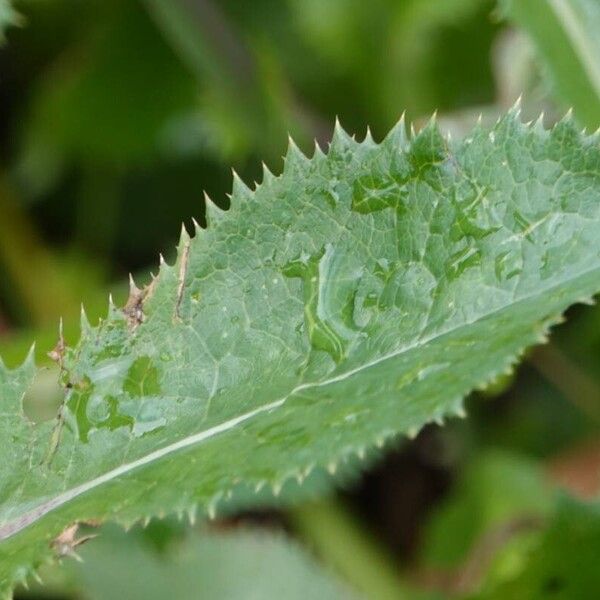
[55,526,357,600]
[501,0,600,130]
[474,499,600,599]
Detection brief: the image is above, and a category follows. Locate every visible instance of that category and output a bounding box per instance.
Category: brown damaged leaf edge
[123,274,156,330]
[3,108,600,592]
[51,522,98,560]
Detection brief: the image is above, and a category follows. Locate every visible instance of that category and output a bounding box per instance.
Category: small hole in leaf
[22,366,64,423]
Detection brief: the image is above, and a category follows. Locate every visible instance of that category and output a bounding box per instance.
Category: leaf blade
[2,111,600,593]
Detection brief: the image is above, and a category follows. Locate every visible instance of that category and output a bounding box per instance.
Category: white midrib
[1,263,600,541]
[548,0,600,102]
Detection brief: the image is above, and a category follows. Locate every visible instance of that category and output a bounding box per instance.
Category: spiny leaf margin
[2,106,600,594]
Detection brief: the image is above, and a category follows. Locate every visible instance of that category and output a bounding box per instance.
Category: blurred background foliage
[1,0,600,598]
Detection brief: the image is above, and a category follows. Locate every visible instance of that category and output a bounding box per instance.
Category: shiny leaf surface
[2,109,600,593]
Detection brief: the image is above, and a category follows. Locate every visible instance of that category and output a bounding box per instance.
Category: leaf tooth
[558,107,575,128]
[129,273,141,298]
[48,319,65,365]
[31,570,43,585]
[178,222,191,249]
[330,116,356,153]
[363,125,375,147]
[375,436,385,448]
[230,168,252,204]
[254,480,266,493]
[187,505,197,525]
[407,427,419,440]
[579,295,596,306]
[508,95,523,119]
[453,399,467,418]
[537,332,550,345]
[155,253,175,283]
[327,461,337,475]
[428,109,439,128]
[203,192,224,228]
[383,112,408,150]
[80,304,92,336]
[302,463,315,479]
[208,491,224,518]
[284,135,309,171]
[313,138,326,160]
[261,161,275,185]
[18,574,29,590]
[272,481,283,496]
[23,343,36,370]
[533,111,546,133]
[107,293,121,320]
[191,217,202,234]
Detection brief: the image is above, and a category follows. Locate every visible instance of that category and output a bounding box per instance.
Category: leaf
[502,0,600,130]
[474,499,600,599]
[49,525,357,600]
[3,108,600,593]
[289,0,497,120]
[0,0,20,43]
[17,1,199,182]
[420,450,554,569]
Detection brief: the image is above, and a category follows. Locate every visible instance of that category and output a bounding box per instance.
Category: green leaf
[420,451,554,569]
[3,109,600,594]
[18,2,199,177]
[51,525,356,600]
[474,499,600,599]
[0,0,20,43]
[502,0,600,130]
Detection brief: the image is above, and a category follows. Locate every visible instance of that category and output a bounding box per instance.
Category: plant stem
[530,343,600,424]
[290,496,418,600]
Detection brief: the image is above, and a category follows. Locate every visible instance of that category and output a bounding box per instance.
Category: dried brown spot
[47,323,65,369]
[51,522,97,559]
[123,275,151,330]
[174,240,191,322]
